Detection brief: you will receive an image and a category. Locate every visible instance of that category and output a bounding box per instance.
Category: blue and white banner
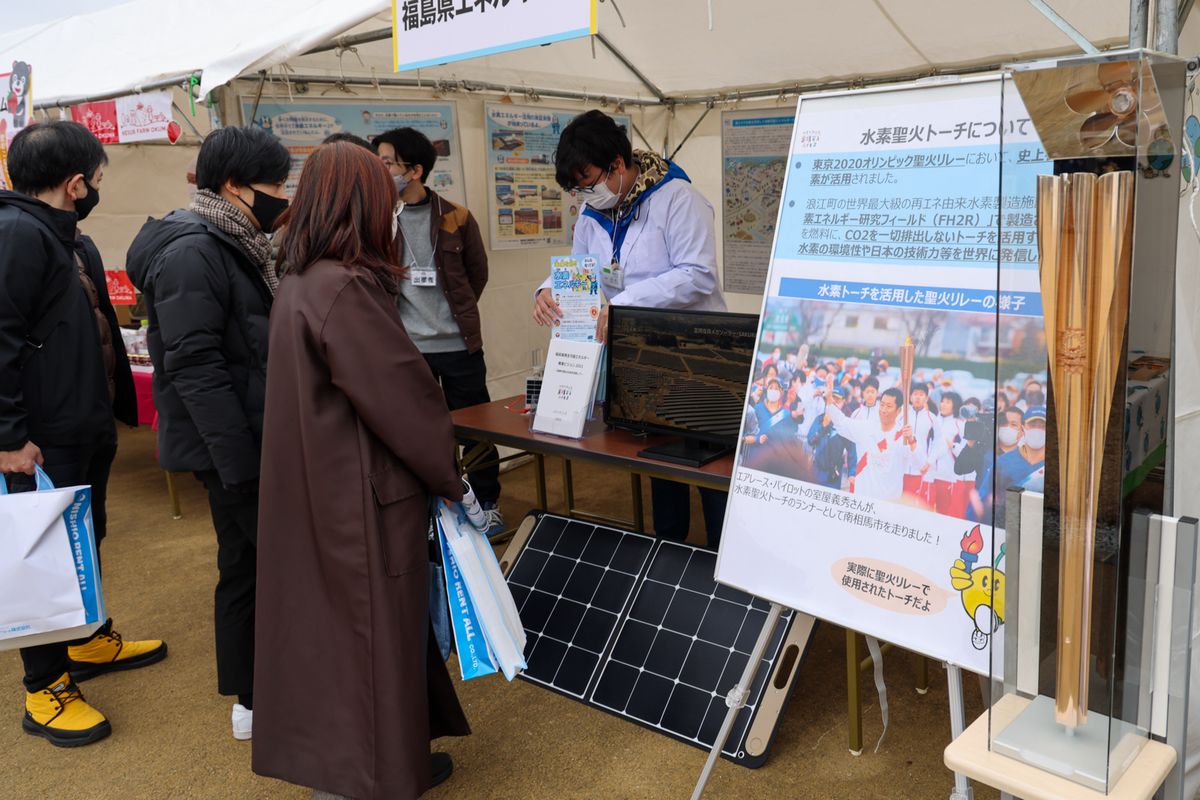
[394,0,596,73]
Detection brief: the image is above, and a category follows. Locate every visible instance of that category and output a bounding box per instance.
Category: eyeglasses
[381,158,411,171]
[569,168,610,195]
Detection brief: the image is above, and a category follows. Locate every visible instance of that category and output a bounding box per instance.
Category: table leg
[916,654,929,695]
[562,458,575,515]
[847,628,864,755]
[534,453,548,510]
[165,471,182,520]
[630,473,644,533]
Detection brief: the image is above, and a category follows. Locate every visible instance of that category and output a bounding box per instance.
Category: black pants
[14,441,117,692]
[422,349,500,504]
[195,471,258,697]
[650,478,729,550]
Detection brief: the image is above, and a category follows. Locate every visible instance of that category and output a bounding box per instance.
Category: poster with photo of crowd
[715,78,1053,675]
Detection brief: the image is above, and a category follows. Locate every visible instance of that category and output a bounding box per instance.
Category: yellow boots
[23,674,111,747]
[66,622,168,681]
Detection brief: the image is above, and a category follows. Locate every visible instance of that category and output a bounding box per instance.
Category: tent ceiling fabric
[291,0,1131,99]
[1,0,1133,108]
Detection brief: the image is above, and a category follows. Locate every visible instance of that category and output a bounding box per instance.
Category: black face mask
[74,180,100,221]
[248,189,289,233]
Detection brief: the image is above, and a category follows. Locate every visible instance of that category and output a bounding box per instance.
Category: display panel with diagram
[484,103,631,250]
[988,50,1187,793]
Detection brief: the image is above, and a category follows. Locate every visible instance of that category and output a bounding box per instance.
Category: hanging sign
[71,91,181,144]
[0,60,32,190]
[715,78,1053,676]
[393,0,597,73]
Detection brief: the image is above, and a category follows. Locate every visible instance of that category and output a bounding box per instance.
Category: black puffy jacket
[127,210,271,486]
[0,191,135,451]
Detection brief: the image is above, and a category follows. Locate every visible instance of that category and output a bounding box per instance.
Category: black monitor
[605,306,759,467]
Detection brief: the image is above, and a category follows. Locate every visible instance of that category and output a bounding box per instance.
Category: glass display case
[986,49,1192,793]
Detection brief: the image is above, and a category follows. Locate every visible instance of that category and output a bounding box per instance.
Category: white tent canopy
[0,0,1137,109]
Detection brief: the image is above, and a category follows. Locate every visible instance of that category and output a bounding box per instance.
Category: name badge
[601,260,624,291]
[410,268,437,287]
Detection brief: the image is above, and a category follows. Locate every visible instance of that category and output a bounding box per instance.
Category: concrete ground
[1,427,998,800]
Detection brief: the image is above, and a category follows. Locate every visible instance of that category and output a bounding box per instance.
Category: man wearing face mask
[128,126,290,742]
[995,406,1047,502]
[373,127,500,537]
[535,110,726,547]
[0,121,166,747]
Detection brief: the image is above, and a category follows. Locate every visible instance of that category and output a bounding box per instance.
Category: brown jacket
[395,188,489,352]
[252,259,469,800]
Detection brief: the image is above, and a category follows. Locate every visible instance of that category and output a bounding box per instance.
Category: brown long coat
[252,259,469,800]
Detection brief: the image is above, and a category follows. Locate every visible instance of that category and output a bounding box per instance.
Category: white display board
[715,78,1051,675]
[483,103,630,250]
[243,98,467,206]
[720,109,794,295]
[393,0,596,73]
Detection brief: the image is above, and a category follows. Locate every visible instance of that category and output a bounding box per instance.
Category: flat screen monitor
[605,306,758,464]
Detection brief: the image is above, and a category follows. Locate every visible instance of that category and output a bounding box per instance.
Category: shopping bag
[437,502,527,681]
[438,520,498,680]
[0,467,105,651]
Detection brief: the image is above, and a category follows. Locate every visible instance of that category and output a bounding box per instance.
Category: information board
[242,98,466,206]
[715,78,1051,675]
[484,103,631,250]
[720,109,794,295]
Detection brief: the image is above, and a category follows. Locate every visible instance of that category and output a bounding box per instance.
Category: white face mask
[585,169,623,210]
[393,173,411,195]
[1023,429,1046,449]
[997,427,1020,447]
[766,389,782,403]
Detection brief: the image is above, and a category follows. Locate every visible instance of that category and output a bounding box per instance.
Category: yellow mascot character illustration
[949,525,1005,651]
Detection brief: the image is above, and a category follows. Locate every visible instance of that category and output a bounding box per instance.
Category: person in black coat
[0,121,166,748]
[127,126,290,742]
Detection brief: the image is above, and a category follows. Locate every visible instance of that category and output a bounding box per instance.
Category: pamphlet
[549,254,602,342]
[532,339,604,438]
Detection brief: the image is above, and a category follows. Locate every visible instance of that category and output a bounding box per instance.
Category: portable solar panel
[499,511,817,768]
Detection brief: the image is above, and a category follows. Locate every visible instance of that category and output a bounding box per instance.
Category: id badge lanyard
[600,206,641,293]
[398,198,441,287]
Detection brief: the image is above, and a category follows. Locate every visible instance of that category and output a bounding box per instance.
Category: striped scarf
[189,189,279,295]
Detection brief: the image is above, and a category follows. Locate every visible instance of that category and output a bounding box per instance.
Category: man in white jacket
[532,110,726,547]
[823,386,917,502]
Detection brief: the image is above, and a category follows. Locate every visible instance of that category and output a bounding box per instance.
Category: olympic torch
[1037,170,1133,728]
[899,336,915,427]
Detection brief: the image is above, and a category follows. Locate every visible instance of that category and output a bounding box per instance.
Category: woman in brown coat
[252,142,469,799]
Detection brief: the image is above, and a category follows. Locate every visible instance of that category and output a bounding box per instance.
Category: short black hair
[881,387,904,408]
[322,131,375,152]
[8,121,108,195]
[910,383,928,396]
[196,126,291,193]
[863,377,880,391]
[554,110,633,190]
[373,127,436,184]
[941,391,963,413]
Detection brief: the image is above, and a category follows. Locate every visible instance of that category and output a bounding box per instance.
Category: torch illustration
[900,335,915,427]
[1037,170,1133,728]
[959,525,984,571]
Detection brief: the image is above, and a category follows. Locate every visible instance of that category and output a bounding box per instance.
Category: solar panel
[501,512,816,768]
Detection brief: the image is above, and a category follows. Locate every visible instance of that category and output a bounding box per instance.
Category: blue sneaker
[481,501,505,540]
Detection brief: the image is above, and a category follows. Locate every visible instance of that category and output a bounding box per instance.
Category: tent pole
[668,104,713,161]
[35,74,199,111]
[246,71,268,128]
[1182,0,1197,28]
[1131,0,1150,48]
[1156,0,1181,53]
[272,73,659,107]
[1023,0,1100,53]
[594,33,669,104]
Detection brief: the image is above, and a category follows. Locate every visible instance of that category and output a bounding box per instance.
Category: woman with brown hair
[251,142,469,800]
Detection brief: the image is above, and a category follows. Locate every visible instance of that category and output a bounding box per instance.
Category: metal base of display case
[945,694,1176,800]
[992,694,1146,792]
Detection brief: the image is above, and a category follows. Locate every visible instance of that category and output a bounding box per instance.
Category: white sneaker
[232,703,253,740]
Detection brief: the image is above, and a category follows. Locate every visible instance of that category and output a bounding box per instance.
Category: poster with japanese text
[0,60,32,191]
[484,103,630,250]
[394,0,596,73]
[721,109,794,295]
[548,254,601,342]
[242,99,466,205]
[715,79,1052,675]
